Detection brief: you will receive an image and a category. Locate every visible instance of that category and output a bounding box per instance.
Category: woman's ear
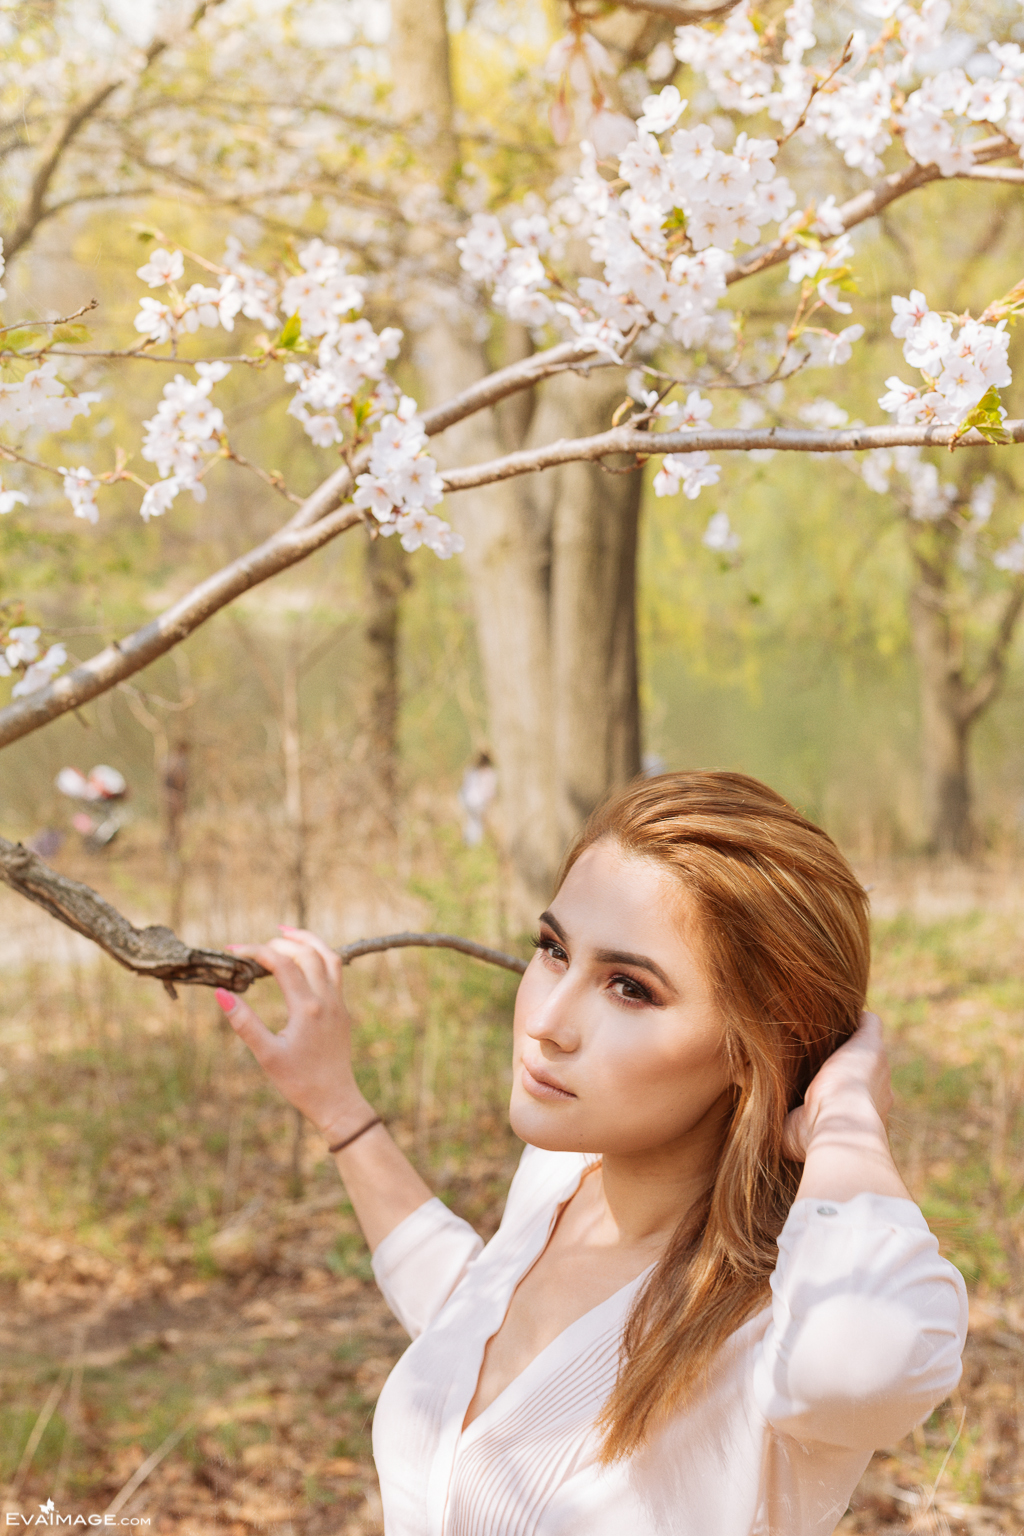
[723,1030,750,1093]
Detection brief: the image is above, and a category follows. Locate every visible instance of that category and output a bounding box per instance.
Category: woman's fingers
[228,940,331,1012]
[279,926,345,982]
[781,1103,810,1162]
[216,988,280,1067]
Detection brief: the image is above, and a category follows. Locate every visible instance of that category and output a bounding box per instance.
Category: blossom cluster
[139,360,230,517]
[134,246,245,343]
[0,625,68,697]
[879,291,1011,426]
[458,74,870,522]
[458,106,819,364]
[353,398,463,558]
[130,239,462,553]
[0,360,99,435]
[672,0,1024,180]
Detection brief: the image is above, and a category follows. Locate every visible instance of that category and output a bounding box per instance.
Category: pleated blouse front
[370,1145,967,1536]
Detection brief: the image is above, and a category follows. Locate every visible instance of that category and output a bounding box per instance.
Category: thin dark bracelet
[328,1114,383,1155]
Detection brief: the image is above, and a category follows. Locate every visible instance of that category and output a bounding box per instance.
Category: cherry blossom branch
[0,835,527,993]
[3,0,228,261]
[285,336,613,533]
[2,402,1023,751]
[729,138,1018,285]
[775,35,855,150]
[440,419,1024,492]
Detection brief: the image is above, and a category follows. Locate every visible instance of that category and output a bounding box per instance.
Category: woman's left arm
[757,1011,967,1453]
[784,1011,912,1203]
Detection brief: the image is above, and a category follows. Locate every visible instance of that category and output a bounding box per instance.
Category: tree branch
[2,412,1023,751]
[0,497,362,750]
[2,0,228,262]
[960,574,1024,723]
[0,835,526,992]
[440,418,1024,492]
[0,337,622,747]
[284,336,612,532]
[728,138,1018,286]
[956,166,1024,183]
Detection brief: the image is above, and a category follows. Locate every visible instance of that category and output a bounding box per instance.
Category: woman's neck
[580,1088,734,1250]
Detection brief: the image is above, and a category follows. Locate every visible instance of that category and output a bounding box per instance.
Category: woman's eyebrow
[538,909,567,941]
[594,948,672,989]
[540,910,673,991]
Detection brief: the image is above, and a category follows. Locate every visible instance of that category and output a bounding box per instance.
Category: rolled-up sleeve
[754,1193,968,1450]
[371,1197,484,1339]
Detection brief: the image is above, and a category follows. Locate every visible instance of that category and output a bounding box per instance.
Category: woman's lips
[521,1061,576,1101]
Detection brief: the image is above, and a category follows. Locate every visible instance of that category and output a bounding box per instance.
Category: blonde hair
[557,770,870,1461]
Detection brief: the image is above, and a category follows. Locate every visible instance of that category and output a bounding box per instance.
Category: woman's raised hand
[217,927,374,1146]
[782,1011,895,1165]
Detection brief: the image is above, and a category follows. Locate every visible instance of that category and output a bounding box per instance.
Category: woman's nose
[524,972,580,1051]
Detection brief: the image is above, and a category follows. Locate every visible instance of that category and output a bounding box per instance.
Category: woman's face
[510,838,735,1156]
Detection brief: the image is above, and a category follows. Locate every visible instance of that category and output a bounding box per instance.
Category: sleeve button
[816,1205,838,1217]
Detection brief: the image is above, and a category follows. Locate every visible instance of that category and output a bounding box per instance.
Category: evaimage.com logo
[5,1500,150,1527]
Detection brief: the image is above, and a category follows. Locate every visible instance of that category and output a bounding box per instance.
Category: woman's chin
[509,1092,585,1152]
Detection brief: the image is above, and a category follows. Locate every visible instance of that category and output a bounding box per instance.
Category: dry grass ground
[0,832,1022,1534]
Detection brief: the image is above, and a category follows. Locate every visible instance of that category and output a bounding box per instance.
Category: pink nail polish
[215,988,237,1013]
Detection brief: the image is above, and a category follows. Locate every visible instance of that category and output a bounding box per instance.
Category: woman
[218,771,967,1536]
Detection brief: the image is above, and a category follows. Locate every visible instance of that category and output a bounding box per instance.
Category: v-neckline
[458,1262,654,1445]
[458,1160,655,1440]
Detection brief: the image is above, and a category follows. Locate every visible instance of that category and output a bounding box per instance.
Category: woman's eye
[610,974,654,1005]
[533,935,568,965]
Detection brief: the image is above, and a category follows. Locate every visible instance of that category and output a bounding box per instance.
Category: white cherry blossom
[136,248,184,287]
[637,85,687,135]
[59,466,100,524]
[12,642,67,697]
[0,483,27,513]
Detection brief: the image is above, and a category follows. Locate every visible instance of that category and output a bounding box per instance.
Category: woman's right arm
[217,928,434,1253]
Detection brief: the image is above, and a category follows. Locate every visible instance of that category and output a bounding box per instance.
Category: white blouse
[370,1146,967,1536]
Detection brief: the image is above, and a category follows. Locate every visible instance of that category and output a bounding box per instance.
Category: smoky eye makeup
[532,929,568,962]
[607,970,660,1007]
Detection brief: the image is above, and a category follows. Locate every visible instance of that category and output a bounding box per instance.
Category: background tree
[858,454,1024,856]
[2,0,1024,931]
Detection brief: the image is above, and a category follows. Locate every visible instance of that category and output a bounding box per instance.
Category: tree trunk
[364,531,411,822]
[908,571,975,858]
[389,0,642,921]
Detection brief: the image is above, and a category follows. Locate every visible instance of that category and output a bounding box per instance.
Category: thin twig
[0,299,98,338]
[776,36,855,150]
[337,932,526,974]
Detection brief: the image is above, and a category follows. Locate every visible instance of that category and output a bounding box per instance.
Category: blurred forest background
[2,0,1024,1531]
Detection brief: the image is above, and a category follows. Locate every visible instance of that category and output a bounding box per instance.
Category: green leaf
[53,324,90,345]
[275,313,303,351]
[955,386,1010,445]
